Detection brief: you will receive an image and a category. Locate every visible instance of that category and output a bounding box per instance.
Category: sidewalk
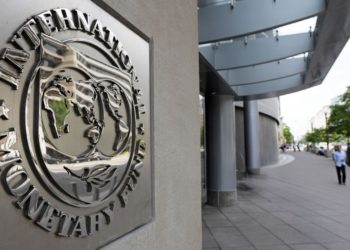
[203,152,350,250]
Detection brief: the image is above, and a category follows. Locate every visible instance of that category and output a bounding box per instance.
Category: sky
[277,18,350,140]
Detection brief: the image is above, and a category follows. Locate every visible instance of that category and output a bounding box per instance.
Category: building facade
[0,0,349,249]
[0,1,201,249]
[235,98,280,179]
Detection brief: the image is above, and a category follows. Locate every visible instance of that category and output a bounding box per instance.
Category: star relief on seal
[0,100,10,120]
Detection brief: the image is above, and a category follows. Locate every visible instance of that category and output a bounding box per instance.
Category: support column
[244,98,261,174]
[205,94,236,207]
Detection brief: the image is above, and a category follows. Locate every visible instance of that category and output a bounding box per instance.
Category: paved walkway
[203,152,350,250]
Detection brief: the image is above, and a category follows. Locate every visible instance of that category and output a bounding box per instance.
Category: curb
[262,154,295,169]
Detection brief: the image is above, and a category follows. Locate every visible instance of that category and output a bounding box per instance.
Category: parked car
[317,146,325,156]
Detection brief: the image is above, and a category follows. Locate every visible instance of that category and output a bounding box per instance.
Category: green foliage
[304,128,326,144]
[48,99,70,134]
[298,138,306,144]
[282,124,293,144]
[327,86,350,142]
[328,133,343,143]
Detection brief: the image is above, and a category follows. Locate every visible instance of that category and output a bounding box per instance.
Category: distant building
[310,106,331,130]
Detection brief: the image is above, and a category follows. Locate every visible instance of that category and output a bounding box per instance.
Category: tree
[328,132,343,143]
[328,86,350,143]
[304,131,315,144]
[304,128,326,144]
[282,124,293,144]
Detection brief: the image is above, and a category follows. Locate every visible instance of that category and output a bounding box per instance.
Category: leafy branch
[64,164,118,192]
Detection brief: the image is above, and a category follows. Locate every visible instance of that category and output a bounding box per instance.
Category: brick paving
[203,152,350,250]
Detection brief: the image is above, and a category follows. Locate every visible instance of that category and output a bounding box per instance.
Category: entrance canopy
[198,0,350,99]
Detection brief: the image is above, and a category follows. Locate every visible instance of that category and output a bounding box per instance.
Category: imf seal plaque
[0,2,151,248]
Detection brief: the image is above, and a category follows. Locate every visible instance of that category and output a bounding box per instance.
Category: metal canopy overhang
[200,33,313,70]
[304,1,350,86]
[199,53,236,96]
[198,0,350,100]
[198,0,325,44]
[219,58,308,86]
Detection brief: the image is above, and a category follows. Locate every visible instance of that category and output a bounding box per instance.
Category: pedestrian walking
[332,145,346,185]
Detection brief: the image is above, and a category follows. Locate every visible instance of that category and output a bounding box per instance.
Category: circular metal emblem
[0,8,148,237]
[26,34,137,206]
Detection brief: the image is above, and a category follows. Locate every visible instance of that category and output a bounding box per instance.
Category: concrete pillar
[244,98,261,174]
[205,94,237,207]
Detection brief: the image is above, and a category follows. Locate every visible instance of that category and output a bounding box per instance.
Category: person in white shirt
[332,145,346,185]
